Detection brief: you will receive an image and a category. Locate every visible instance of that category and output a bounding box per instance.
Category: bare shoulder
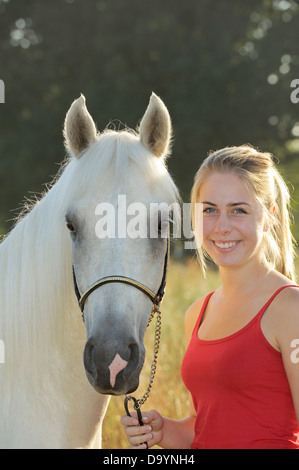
[275,285,299,321]
[184,295,207,346]
[185,296,206,324]
[270,284,299,313]
[269,285,299,349]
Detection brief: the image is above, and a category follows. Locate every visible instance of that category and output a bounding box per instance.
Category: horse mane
[0,129,180,395]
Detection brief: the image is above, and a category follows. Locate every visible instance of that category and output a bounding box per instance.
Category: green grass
[102,258,221,449]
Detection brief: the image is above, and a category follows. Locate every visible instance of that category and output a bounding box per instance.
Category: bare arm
[275,288,299,426]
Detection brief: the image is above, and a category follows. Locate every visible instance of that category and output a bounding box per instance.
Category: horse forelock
[66,129,179,205]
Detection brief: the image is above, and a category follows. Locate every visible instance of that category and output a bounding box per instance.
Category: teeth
[215,241,238,249]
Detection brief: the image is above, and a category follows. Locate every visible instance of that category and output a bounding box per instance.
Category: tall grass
[102,257,220,449]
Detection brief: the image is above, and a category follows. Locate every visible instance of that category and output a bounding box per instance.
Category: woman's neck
[218,257,273,298]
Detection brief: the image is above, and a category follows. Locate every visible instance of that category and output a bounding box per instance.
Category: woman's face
[197,171,266,270]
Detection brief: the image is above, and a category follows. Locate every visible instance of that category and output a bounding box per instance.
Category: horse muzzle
[83,336,143,395]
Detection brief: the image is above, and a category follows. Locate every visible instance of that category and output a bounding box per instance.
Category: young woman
[121,145,299,449]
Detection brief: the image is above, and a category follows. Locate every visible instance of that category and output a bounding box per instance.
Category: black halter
[72,231,170,322]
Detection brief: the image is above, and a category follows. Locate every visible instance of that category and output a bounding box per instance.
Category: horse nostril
[128,342,139,361]
[84,340,96,374]
[125,341,140,372]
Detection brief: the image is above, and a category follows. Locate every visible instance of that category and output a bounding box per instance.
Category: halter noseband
[72,231,170,321]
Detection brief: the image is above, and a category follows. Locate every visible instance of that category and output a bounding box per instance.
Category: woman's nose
[215,213,231,234]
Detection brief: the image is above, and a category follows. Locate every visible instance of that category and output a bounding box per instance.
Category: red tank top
[181,285,299,449]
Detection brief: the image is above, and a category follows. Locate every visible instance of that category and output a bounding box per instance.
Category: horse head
[63,93,179,396]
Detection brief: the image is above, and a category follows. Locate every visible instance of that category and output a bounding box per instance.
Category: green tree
[0,0,299,240]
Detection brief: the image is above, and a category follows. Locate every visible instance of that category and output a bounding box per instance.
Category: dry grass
[102,257,220,449]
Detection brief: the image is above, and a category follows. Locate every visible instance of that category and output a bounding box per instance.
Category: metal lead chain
[124,303,162,449]
[134,303,162,409]
[124,303,161,411]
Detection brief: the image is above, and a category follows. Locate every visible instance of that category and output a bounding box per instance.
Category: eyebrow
[200,201,251,207]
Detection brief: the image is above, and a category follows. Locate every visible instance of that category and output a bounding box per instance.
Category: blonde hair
[191,145,297,281]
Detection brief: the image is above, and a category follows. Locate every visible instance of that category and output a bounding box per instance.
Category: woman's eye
[203,207,247,215]
[233,208,247,214]
[203,207,216,213]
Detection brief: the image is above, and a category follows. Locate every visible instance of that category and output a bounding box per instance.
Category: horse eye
[66,222,75,232]
[157,215,170,237]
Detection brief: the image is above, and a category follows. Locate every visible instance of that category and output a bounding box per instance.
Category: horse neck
[0,185,109,448]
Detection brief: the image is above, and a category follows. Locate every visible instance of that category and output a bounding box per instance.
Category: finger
[131,443,148,450]
[141,415,150,424]
[128,432,153,447]
[121,414,139,426]
[140,409,159,424]
[126,424,152,437]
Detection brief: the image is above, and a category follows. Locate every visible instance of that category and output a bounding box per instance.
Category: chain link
[133,303,162,409]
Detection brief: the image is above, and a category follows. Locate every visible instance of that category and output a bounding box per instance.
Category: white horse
[0,93,180,448]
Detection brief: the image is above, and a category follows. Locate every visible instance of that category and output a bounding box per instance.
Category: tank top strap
[256,284,299,320]
[192,291,215,337]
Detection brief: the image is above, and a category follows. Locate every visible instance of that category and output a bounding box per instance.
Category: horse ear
[139,93,172,158]
[63,94,97,158]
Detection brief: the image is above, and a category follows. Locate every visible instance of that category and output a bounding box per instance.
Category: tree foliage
[1,0,299,238]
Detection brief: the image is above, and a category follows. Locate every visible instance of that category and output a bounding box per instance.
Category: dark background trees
[1,0,299,241]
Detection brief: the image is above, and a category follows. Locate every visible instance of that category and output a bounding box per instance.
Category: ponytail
[265,170,297,281]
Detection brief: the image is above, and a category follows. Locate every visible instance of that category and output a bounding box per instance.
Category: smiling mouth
[213,240,240,249]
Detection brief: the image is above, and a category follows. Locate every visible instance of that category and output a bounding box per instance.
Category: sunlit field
[102,256,221,449]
